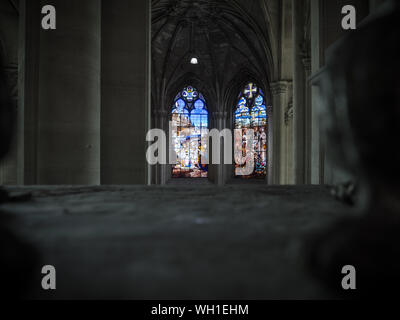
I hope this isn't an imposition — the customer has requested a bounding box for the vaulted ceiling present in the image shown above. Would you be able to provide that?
[152,0,277,112]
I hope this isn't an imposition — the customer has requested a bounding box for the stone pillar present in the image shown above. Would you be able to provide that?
[212,111,227,186]
[266,105,273,184]
[18,0,150,185]
[310,0,324,185]
[284,101,294,184]
[101,0,150,185]
[152,110,168,185]
[302,57,312,184]
[292,0,306,185]
[35,0,101,184]
[270,81,290,185]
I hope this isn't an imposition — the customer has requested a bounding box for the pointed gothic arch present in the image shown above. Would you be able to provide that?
[170,85,210,179]
[233,82,269,179]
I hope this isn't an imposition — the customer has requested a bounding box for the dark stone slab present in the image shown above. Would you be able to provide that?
[1,185,354,299]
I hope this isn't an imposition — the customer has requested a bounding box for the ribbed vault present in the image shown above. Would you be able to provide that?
[152,0,276,114]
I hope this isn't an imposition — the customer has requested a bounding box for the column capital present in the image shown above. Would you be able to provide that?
[285,101,294,125]
[270,81,291,96]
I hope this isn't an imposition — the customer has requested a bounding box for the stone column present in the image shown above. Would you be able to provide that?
[302,57,312,184]
[212,111,227,186]
[101,0,150,185]
[292,0,306,185]
[310,0,324,185]
[266,105,273,184]
[153,110,168,185]
[270,81,290,185]
[284,101,294,184]
[35,0,101,184]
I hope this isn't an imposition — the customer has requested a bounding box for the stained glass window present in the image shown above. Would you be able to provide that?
[171,86,209,178]
[234,83,268,179]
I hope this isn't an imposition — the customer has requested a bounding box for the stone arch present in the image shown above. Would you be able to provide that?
[152,73,215,185]
[223,69,272,183]
[223,68,270,115]
[165,73,215,115]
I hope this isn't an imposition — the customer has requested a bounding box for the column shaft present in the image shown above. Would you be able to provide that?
[37,0,101,184]
[271,81,289,185]
[292,0,307,184]
[100,0,150,185]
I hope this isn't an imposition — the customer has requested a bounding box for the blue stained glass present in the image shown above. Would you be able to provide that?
[194,99,205,109]
[172,98,187,113]
[182,86,198,102]
[255,95,264,106]
[235,97,251,128]
[190,100,208,128]
[235,97,248,113]
[235,82,268,179]
[251,104,267,126]
[171,86,208,179]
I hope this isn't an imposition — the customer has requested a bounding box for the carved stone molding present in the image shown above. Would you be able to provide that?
[270,81,290,96]
[285,102,294,126]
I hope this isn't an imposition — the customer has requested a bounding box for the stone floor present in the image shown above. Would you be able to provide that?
[0,185,356,299]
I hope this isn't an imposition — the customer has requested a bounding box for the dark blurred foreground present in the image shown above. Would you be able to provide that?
[307,2,400,299]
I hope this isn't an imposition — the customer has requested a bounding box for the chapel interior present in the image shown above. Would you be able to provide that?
[1,0,399,299]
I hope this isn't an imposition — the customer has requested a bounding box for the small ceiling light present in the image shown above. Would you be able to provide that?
[189,22,199,65]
